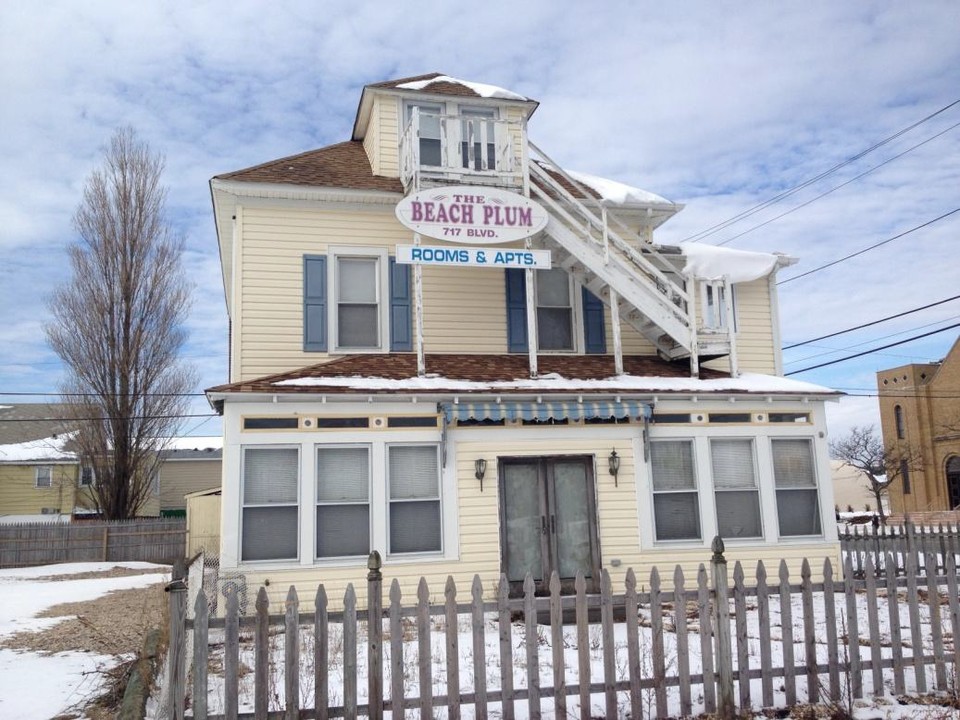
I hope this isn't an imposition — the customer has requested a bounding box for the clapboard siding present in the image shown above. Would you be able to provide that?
[0,464,78,515]
[159,459,222,512]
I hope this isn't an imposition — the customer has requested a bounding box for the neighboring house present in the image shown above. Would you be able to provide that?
[157,436,223,517]
[877,336,960,513]
[206,72,841,606]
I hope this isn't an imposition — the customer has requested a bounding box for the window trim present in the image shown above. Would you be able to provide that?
[240,445,301,564]
[534,267,583,353]
[35,466,53,489]
[328,246,390,353]
[315,444,372,561]
[386,442,443,557]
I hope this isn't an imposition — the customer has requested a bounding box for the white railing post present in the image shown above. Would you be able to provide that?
[723,277,739,377]
[414,233,425,376]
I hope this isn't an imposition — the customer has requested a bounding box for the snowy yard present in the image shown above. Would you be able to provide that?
[0,561,170,719]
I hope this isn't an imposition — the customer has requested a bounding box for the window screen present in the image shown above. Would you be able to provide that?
[711,439,762,538]
[388,445,441,554]
[316,446,370,558]
[650,440,701,541]
[772,439,821,536]
[241,447,299,561]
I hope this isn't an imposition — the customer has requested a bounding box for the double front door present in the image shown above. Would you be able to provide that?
[498,456,601,596]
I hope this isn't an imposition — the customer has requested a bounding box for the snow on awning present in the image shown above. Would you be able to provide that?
[679,242,787,283]
[441,399,651,424]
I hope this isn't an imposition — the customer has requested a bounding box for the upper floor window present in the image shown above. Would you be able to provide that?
[406,103,443,167]
[702,282,737,331]
[771,439,822,537]
[536,268,575,351]
[35,466,52,489]
[330,248,391,352]
[460,107,496,171]
[894,405,905,439]
[79,466,95,487]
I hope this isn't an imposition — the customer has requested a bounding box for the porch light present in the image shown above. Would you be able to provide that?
[608,450,621,487]
[475,458,487,492]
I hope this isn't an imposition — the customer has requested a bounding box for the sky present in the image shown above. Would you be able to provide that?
[1,1,958,441]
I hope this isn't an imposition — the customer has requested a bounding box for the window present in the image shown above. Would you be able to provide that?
[536,268,575,351]
[79,467,95,487]
[650,440,701,541]
[711,439,762,539]
[702,283,737,331]
[241,447,299,562]
[894,405,905,439]
[35,466,52,489]
[336,257,380,348]
[771,439,822,537]
[899,459,911,495]
[388,445,442,554]
[460,108,496,170]
[407,103,443,167]
[316,446,370,558]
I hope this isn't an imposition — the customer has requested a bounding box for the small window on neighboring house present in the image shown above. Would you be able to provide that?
[772,439,822,537]
[388,445,442,554]
[316,446,371,559]
[79,467,95,487]
[711,439,762,539]
[650,440,701,541]
[536,268,575,351]
[35,466,52,489]
[894,405,905,439]
[900,459,911,495]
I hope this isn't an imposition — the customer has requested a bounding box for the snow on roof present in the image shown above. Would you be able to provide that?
[394,75,528,101]
[0,433,76,463]
[163,436,223,451]
[679,242,788,283]
[565,170,673,207]
[274,371,835,396]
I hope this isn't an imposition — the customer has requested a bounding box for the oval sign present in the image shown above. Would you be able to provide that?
[395,186,549,244]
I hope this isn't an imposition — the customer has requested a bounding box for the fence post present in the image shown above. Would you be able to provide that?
[711,537,735,720]
[165,558,188,720]
[367,551,383,720]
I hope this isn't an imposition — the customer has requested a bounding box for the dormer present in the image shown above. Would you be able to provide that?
[351,73,539,191]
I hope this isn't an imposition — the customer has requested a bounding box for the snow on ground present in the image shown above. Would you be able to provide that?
[0,561,169,719]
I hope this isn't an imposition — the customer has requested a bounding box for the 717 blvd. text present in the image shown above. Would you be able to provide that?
[396,244,551,269]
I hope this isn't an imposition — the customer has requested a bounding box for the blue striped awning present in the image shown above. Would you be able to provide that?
[440,400,651,424]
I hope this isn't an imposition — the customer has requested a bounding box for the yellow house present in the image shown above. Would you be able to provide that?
[206,73,842,608]
[877,336,960,513]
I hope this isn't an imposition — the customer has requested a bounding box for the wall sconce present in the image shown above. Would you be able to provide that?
[475,458,487,492]
[608,449,620,487]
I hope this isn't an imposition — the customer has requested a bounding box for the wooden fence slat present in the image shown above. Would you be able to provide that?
[497,575,515,720]
[416,578,433,720]
[801,559,818,704]
[254,588,269,720]
[756,561,773,708]
[315,585,329,720]
[471,576,488,719]
[524,574,541,720]
[842,556,862,700]
[904,540,926,694]
[368,558,383,720]
[733,562,750,710]
[167,559,187,720]
[924,551,947,691]
[575,572,590,720]
[549,572,566,719]
[625,569,642,720]
[601,569,617,720]
[823,560,840,702]
[344,584,358,720]
[192,590,209,720]
[649,567,667,717]
[698,565,716,714]
[778,560,796,706]
[674,566,691,717]
[388,581,404,719]
[285,586,299,720]
[863,555,884,696]
[884,552,906,695]
[445,576,461,720]
[224,584,239,720]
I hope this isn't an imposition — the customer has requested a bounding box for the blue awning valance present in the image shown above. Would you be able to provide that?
[440,400,651,424]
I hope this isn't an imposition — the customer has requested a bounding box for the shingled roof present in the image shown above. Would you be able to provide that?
[213,141,403,192]
[0,404,77,446]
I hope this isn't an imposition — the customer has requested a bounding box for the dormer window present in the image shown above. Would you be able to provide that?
[406,103,443,167]
[460,108,496,171]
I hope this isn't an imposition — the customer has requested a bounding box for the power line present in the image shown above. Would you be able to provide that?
[777,207,960,285]
[783,294,960,349]
[0,413,218,423]
[785,322,960,375]
[681,98,960,243]
[0,391,207,398]
[714,120,960,247]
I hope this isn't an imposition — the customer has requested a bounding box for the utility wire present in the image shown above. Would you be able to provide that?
[783,294,960,349]
[714,120,960,247]
[0,413,219,423]
[681,98,960,243]
[0,391,207,397]
[785,322,960,375]
[778,207,960,285]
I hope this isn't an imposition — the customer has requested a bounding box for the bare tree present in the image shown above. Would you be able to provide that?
[46,128,197,520]
[829,425,919,523]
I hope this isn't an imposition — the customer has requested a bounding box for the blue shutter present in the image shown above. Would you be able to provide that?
[390,257,412,351]
[505,268,528,353]
[582,287,607,354]
[303,255,327,351]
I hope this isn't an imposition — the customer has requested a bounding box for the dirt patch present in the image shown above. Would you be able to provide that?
[32,566,169,583]
[1,578,168,656]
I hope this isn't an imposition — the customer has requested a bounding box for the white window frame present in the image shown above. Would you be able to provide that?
[649,439,702,543]
[315,444,372,560]
[240,445,301,563]
[701,282,738,332]
[770,437,823,538]
[405,101,445,168]
[35,466,53,489]
[386,443,443,556]
[328,246,390,353]
[534,267,583,353]
[459,105,499,172]
[710,438,763,540]
[79,466,95,487]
